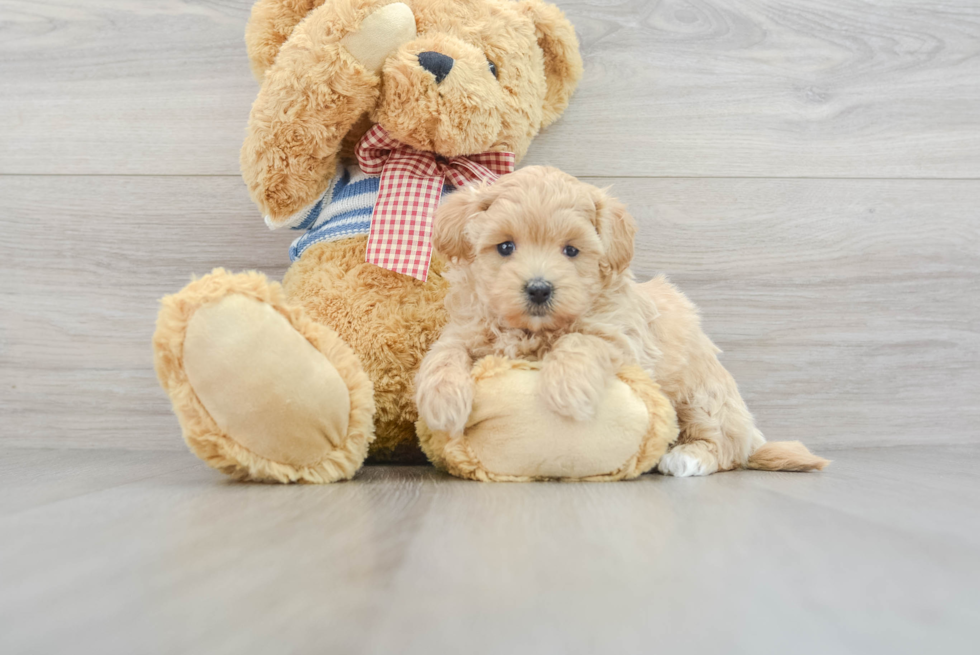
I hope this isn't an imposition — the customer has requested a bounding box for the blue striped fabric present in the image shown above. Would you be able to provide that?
[285,163,455,262]
[287,165,380,261]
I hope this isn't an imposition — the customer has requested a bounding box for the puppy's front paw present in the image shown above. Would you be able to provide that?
[417,370,474,437]
[341,3,417,73]
[539,362,604,422]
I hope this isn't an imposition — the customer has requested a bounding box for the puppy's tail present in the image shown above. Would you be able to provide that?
[746,441,830,472]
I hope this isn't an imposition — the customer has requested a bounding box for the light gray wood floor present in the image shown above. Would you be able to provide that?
[1,446,978,654]
[1,0,979,652]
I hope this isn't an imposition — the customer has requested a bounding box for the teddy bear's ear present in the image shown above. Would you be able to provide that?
[433,182,496,261]
[245,0,325,81]
[518,0,584,127]
[591,187,636,276]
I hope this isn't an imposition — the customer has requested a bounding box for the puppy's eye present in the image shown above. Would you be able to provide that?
[487,59,498,79]
[563,245,580,258]
[497,241,515,256]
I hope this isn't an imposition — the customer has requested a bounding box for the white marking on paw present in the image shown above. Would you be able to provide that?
[659,450,714,477]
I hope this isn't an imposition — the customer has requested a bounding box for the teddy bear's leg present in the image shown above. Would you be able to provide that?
[153,269,375,483]
[416,360,679,482]
[280,238,451,462]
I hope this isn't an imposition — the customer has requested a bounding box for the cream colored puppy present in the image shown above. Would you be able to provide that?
[416,166,827,476]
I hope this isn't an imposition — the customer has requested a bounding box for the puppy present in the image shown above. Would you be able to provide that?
[416,166,828,476]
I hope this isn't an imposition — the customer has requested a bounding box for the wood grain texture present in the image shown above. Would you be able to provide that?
[529,0,980,177]
[0,0,255,176]
[0,175,295,450]
[2,175,977,450]
[2,0,980,177]
[618,176,980,446]
[1,446,978,654]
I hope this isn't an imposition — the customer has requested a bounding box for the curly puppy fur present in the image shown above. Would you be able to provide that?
[417,166,829,476]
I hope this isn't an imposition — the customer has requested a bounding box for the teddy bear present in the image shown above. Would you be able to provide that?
[152,0,679,483]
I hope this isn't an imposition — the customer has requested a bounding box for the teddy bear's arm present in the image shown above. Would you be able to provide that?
[241,1,415,225]
[245,0,325,81]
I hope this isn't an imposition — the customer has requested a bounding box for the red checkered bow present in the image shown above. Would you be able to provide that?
[356,124,515,281]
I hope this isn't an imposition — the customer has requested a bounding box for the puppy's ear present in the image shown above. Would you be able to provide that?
[591,187,636,275]
[433,182,495,261]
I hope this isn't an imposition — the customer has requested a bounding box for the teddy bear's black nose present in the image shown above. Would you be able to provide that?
[418,51,454,83]
[525,278,554,306]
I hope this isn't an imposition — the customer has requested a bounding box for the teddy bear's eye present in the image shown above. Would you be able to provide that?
[563,245,579,258]
[487,58,498,79]
[497,241,515,256]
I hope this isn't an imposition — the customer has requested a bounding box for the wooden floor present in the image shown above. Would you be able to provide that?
[1,0,979,652]
[1,445,978,654]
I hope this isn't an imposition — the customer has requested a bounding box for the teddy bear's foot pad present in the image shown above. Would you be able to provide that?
[417,359,680,482]
[154,269,376,483]
[182,294,351,468]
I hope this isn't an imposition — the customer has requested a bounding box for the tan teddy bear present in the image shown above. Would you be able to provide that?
[152,0,680,483]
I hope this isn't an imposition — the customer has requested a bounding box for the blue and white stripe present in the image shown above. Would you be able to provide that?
[285,165,380,262]
[272,163,456,262]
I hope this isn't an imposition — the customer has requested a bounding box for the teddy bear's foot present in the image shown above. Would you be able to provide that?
[417,358,679,482]
[153,269,375,483]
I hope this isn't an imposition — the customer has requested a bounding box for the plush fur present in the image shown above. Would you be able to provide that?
[417,167,829,476]
[416,357,679,482]
[282,236,451,460]
[153,269,376,483]
[153,0,583,478]
[242,0,583,223]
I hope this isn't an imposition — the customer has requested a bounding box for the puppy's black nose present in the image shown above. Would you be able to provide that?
[418,51,454,83]
[525,278,553,306]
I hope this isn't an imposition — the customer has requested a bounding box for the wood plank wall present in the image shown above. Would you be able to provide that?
[2,0,978,450]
